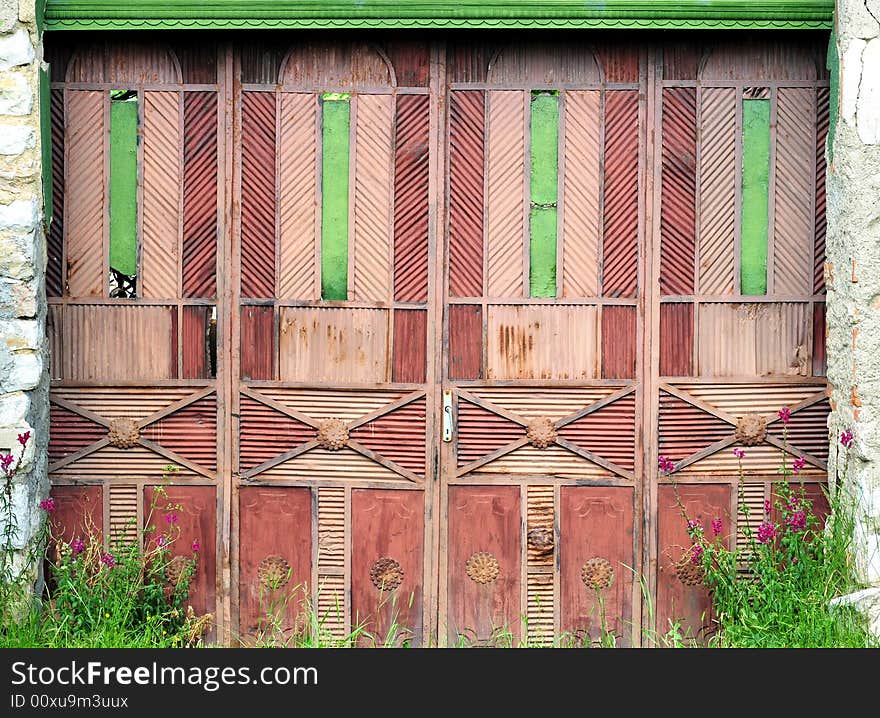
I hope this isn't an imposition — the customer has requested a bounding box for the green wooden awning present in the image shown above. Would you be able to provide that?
[43,1,834,31]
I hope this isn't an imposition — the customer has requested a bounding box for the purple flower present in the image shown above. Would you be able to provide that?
[191,539,200,553]
[792,456,806,474]
[757,521,778,544]
[764,499,772,515]
[687,519,703,535]
[690,544,704,565]
[164,513,178,525]
[711,518,723,536]
[841,429,854,449]
[778,407,791,424]
[71,538,85,556]
[39,497,56,513]
[1,454,14,471]
[156,535,168,549]
[658,455,675,474]
[17,431,30,446]
[786,509,807,532]
[733,447,746,460]
[101,553,116,568]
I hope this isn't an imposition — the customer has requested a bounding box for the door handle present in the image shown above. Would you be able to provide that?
[442,390,453,443]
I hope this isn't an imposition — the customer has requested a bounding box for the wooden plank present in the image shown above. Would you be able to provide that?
[659,303,694,376]
[240,305,274,381]
[182,305,210,379]
[448,304,482,380]
[392,309,427,383]
[602,305,637,379]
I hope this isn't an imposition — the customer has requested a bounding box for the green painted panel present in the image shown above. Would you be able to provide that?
[321,95,350,301]
[741,99,770,296]
[39,66,52,227]
[109,92,138,278]
[44,1,833,31]
[530,92,558,298]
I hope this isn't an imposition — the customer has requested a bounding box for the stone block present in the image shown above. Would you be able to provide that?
[0,28,34,70]
[0,72,31,115]
[0,123,34,154]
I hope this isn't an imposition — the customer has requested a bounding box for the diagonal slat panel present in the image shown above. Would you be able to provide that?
[394,94,430,302]
[660,88,696,295]
[814,87,829,294]
[241,91,276,298]
[65,90,104,298]
[698,88,737,295]
[774,88,814,295]
[353,94,394,302]
[278,92,319,299]
[486,90,526,298]
[449,91,485,297]
[182,91,218,298]
[47,88,64,297]
[142,91,181,299]
[602,91,639,298]
[562,90,601,297]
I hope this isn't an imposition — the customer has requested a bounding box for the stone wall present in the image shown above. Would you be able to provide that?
[0,0,48,586]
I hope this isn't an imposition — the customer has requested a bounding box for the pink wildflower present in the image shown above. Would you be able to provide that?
[757,521,777,544]
[733,447,746,460]
[39,497,55,513]
[841,429,854,449]
[17,431,30,446]
[711,518,723,536]
[191,539,200,553]
[658,455,675,474]
[101,553,115,568]
[778,407,791,424]
[792,456,806,474]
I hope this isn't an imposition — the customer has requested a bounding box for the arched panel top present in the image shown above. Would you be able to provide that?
[487,42,602,86]
[699,40,819,82]
[279,41,396,89]
[65,41,182,84]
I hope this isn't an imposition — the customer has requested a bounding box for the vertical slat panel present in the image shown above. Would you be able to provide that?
[562,90,601,297]
[815,87,829,294]
[601,306,636,380]
[486,90,526,298]
[698,88,737,295]
[241,92,277,298]
[65,90,104,297]
[353,94,394,302]
[392,309,427,383]
[181,305,209,379]
[526,485,555,646]
[142,91,181,298]
[394,94,430,302]
[660,88,696,295]
[602,90,639,297]
[240,305,274,381]
[318,487,345,640]
[448,91,485,297]
[774,88,814,295]
[659,303,694,377]
[278,92,319,299]
[182,91,218,298]
[448,304,482,380]
[48,304,62,381]
[47,88,64,297]
[813,302,827,377]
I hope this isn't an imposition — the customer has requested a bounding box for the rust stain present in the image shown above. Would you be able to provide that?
[851,385,862,407]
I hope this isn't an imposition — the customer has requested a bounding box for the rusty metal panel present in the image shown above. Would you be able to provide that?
[698,88,737,295]
[601,305,636,379]
[280,41,393,89]
[48,485,103,548]
[384,41,430,87]
[447,486,521,646]
[660,88,696,295]
[238,487,312,639]
[486,305,599,380]
[560,487,633,645]
[525,485,554,645]
[663,44,701,81]
[448,304,482,380]
[141,395,217,470]
[602,90,639,298]
[182,305,210,379]
[475,445,610,479]
[106,42,181,84]
[657,484,730,643]
[278,307,389,383]
[65,90,104,298]
[352,490,424,645]
[448,91,485,298]
[768,398,830,460]
[700,41,818,81]
[457,399,526,465]
[253,388,406,423]
[262,448,405,482]
[241,92,277,298]
[486,90,526,298]
[697,303,809,377]
[47,88,64,297]
[812,303,826,377]
[239,394,315,470]
[50,387,198,420]
[144,485,216,618]
[469,387,619,421]
[557,393,636,471]
[658,391,737,462]
[62,305,174,381]
[352,93,394,302]
[53,446,199,481]
[48,403,104,461]
[278,92,319,300]
[392,309,427,384]
[815,88,829,294]
[660,303,694,376]
[562,90,601,298]
[488,43,601,85]
[142,91,181,299]
[350,397,427,474]
[182,91,218,298]
[393,94,430,302]
[594,43,639,83]
[240,305,274,381]
[48,305,62,380]
[774,88,814,295]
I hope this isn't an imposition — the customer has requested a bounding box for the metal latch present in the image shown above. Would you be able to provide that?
[442,390,453,443]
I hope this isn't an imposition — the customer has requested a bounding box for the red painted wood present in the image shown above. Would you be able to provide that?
[447,485,520,646]
[239,395,315,470]
[351,489,424,646]
[448,304,482,380]
[49,485,103,548]
[560,486,634,645]
[350,398,426,474]
[240,305,274,380]
[384,42,430,86]
[602,306,636,379]
[663,44,701,80]
[594,44,639,82]
[660,303,694,377]
[141,395,217,470]
[238,487,312,641]
[456,399,526,465]
[48,404,105,461]
[182,305,210,379]
[558,393,636,471]
[144,485,216,618]
[392,309,427,383]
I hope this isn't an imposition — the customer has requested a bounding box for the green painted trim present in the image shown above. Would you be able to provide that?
[39,66,52,228]
[827,29,838,163]
[740,99,770,296]
[109,92,138,278]
[44,1,833,31]
[321,95,350,301]
[529,92,558,298]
